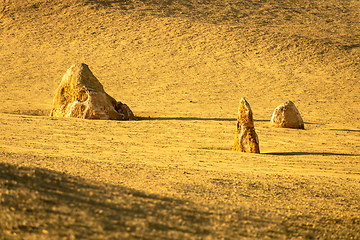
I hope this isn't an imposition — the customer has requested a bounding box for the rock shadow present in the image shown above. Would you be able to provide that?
[136,116,269,122]
[136,116,237,121]
[264,152,359,156]
[3,109,50,117]
[329,129,360,133]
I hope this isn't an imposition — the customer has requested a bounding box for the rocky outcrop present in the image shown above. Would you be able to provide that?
[233,98,260,154]
[270,101,304,129]
[50,63,134,120]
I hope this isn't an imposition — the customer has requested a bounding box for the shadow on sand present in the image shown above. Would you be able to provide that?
[0,152,357,238]
[136,116,237,121]
[3,110,320,125]
[0,161,212,239]
[329,129,360,133]
[135,116,322,125]
[136,116,270,122]
[0,158,286,239]
[264,152,359,156]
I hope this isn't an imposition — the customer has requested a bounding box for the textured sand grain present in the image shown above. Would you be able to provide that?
[1,0,359,239]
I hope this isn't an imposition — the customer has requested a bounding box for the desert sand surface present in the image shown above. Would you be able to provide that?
[1,0,360,239]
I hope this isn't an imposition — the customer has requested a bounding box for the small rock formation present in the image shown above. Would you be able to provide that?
[233,98,260,154]
[50,63,134,120]
[270,101,304,129]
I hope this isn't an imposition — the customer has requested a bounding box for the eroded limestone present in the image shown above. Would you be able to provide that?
[233,98,260,154]
[50,63,134,120]
[270,101,304,129]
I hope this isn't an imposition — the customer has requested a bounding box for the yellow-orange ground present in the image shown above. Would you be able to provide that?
[1,0,359,239]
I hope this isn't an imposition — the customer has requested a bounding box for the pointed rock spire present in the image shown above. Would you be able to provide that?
[233,98,260,153]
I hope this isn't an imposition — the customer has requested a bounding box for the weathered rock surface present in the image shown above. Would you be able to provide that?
[50,63,134,120]
[233,98,260,154]
[270,101,304,129]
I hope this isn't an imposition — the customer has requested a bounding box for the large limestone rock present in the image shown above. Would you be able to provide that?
[233,98,260,154]
[270,101,304,129]
[50,63,134,120]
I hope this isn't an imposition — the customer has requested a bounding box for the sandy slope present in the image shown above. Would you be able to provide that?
[0,0,360,239]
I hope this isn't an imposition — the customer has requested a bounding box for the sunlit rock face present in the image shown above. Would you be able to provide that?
[270,101,304,129]
[233,98,260,154]
[50,63,134,120]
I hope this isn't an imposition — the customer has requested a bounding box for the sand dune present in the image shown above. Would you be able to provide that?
[1,0,359,239]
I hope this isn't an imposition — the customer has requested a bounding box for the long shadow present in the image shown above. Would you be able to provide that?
[1,158,357,239]
[4,111,322,126]
[135,116,321,125]
[343,44,360,50]
[329,129,360,133]
[136,116,269,122]
[304,121,319,125]
[264,152,360,156]
[136,116,236,121]
[4,111,271,123]
[0,162,212,239]
[0,161,288,239]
